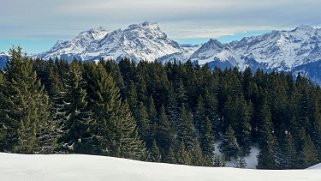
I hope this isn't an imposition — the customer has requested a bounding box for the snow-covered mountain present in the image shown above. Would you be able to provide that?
[191,25,321,70]
[1,153,320,181]
[156,44,201,63]
[190,25,321,83]
[0,52,9,68]
[35,24,321,84]
[37,22,183,63]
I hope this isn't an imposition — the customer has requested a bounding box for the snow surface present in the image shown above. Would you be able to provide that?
[307,163,321,170]
[0,153,320,181]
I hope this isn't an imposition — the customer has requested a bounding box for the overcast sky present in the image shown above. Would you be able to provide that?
[1,0,321,53]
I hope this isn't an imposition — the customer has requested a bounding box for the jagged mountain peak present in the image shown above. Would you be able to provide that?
[127,21,159,30]
[191,25,321,72]
[37,21,182,62]
[294,25,315,32]
[76,27,108,41]
[189,38,230,65]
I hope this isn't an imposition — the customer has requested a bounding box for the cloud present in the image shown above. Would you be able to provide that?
[0,0,321,40]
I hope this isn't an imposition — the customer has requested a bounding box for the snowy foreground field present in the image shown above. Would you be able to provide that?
[1,153,321,181]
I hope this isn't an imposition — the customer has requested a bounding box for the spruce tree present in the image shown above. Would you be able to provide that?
[177,104,196,150]
[155,105,173,157]
[89,63,145,159]
[257,98,277,169]
[58,61,93,153]
[219,126,240,160]
[149,140,161,162]
[0,48,54,153]
[176,142,192,165]
[280,132,297,169]
[166,146,176,164]
[299,134,318,168]
[190,141,205,166]
[201,117,215,165]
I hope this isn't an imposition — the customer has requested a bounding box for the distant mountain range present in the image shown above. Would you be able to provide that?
[2,22,321,84]
[36,22,187,63]
[187,25,321,84]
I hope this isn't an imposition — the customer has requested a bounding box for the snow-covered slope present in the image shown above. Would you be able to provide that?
[37,22,183,63]
[191,25,321,71]
[308,163,321,170]
[0,153,320,181]
[157,44,201,63]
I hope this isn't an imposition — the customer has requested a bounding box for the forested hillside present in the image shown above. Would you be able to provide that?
[0,48,320,169]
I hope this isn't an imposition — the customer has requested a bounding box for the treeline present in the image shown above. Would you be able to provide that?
[0,48,320,169]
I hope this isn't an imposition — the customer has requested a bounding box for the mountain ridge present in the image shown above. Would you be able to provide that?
[15,23,321,84]
[37,21,184,63]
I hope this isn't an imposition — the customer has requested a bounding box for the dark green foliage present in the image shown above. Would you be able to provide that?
[0,48,55,153]
[1,50,321,169]
[200,117,215,165]
[85,63,145,159]
[176,142,192,165]
[58,61,93,153]
[279,132,297,169]
[177,104,196,150]
[149,140,161,162]
[219,126,240,161]
[165,146,176,164]
[257,98,277,169]
[155,105,174,159]
[298,134,319,168]
[190,141,205,166]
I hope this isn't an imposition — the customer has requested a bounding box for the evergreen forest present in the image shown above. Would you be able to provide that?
[0,48,321,169]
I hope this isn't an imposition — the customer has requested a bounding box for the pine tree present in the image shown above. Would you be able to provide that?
[257,98,277,169]
[176,142,192,165]
[148,96,158,147]
[149,140,161,162]
[166,146,176,164]
[279,131,297,169]
[136,102,151,148]
[127,81,139,118]
[299,134,318,168]
[155,105,173,157]
[194,96,206,131]
[310,99,321,160]
[201,117,215,165]
[219,126,240,160]
[190,141,205,166]
[176,79,186,106]
[89,63,145,159]
[177,104,195,150]
[0,48,54,153]
[58,61,93,153]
